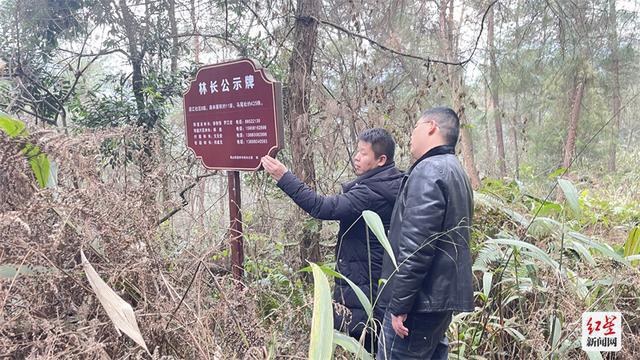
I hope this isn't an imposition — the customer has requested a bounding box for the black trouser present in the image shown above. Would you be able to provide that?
[377,309,452,359]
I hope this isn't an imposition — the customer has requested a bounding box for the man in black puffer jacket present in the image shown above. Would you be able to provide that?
[261,128,403,352]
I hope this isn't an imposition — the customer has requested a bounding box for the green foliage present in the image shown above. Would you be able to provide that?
[549,315,562,352]
[23,143,51,188]
[480,178,523,203]
[333,330,373,360]
[362,210,397,269]
[0,113,26,136]
[624,226,640,264]
[69,79,139,128]
[308,263,334,360]
[482,271,493,299]
[19,0,86,53]
[566,231,627,266]
[69,69,187,129]
[0,0,638,357]
[0,112,51,188]
[557,178,581,216]
[305,263,376,359]
[245,255,304,322]
[316,265,372,319]
[487,238,559,270]
[0,264,54,278]
[580,188,640,226]
[466,180,638,357]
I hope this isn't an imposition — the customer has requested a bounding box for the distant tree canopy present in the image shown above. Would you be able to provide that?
[0,0,637,177]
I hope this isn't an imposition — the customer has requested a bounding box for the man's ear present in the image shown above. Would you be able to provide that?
[377,154,387,167]
[428,121,438,135]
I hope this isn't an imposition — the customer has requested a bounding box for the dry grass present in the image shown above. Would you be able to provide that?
[2,127,639,359]
[0,128,310,359]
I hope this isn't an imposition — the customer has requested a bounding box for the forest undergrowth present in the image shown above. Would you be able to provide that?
[1,126,639,359]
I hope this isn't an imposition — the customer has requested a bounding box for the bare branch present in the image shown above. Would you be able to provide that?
[312,0,499,67]
[156,172,218,226]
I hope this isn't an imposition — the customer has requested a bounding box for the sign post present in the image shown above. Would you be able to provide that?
[183,58,283,279]
[228,171,243,279]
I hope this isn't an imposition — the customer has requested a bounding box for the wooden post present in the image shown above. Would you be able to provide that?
[228,171,244,279]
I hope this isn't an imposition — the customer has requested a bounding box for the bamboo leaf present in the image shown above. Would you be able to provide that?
[81,250,149,353]
[0,112,27,137]
[0,113,50,188]
[362,210,397,270]
[626,255,640,262]
[482,271,493,298]
[623,226,640,259]
[585,351,603,360]
[24,144,50,188]
[567,231,628,266]
[333,330,374,360]
[503,327,526,342]
[308,262,334,360]
[487,238,559,270]
[549,315,561,350]
[557,337,579,354]
[528,217,562,238]
[566,241,596,266]
[566,270,590,300]
[557,178,581,215]
[318,265,372,319]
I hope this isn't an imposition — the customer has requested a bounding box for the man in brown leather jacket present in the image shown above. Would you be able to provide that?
[377,107,474,359]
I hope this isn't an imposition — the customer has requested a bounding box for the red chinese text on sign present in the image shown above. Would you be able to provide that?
[183,58,284,170]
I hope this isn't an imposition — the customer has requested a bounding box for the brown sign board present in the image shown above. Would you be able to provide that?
[183,58,284,170]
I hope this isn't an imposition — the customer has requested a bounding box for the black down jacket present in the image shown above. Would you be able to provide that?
[277,162,403,339]
[378,145,475,315]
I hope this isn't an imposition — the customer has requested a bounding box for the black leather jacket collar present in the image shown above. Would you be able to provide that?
[409,145,456,174]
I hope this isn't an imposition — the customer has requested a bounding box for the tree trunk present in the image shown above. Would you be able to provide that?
[190,0,200,63]
[168,0,178,73]
[438,0,481,189]
[119,0,157,175]
[562,80,585,170]
[511,120,519,179]
[288,0,321,265]
[511,96,520,179]
[608,0,621,172]
[455,87,481,190]
[488,6,506,177]
[483,84,494,177]
[157,0,179,205]
[119,0,147,128]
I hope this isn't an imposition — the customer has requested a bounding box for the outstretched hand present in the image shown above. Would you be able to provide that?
[261,155,288,181]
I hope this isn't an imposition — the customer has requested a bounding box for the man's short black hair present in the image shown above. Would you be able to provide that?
[358,128,395,164]
[420,107,460,145]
